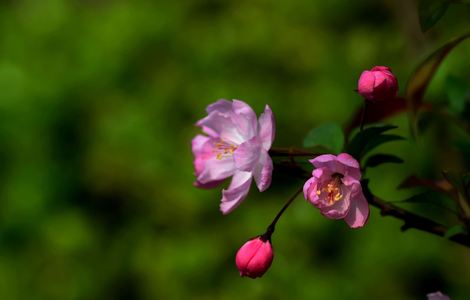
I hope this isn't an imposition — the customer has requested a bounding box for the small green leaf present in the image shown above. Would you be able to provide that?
[361,134,405,156]
[445,224,467,238]
[419,0,450,32]
[446,75,469,114]
[303,123,344,154]
[365,154,404,168]
[346,125,404,160]
[405,32,470,134]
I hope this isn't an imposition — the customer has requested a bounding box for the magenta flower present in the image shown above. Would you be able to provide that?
[303,153,369,228]
[357,66,398,101]
[192,99,275,214]
[235,236,274,278]
[427,291,451,300]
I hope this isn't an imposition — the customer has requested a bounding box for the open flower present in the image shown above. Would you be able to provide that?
[303,153,369,228]
[235,236,274,278]
[192,99,275,214]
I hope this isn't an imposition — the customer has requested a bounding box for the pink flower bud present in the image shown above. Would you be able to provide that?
[235,236,273,278]
[357,66,398,101]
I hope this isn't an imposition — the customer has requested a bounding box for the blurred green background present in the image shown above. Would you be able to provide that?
[0,0,470,299]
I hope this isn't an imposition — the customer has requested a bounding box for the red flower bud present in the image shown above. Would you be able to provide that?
[357,66,398,101]
[235,236,273,278]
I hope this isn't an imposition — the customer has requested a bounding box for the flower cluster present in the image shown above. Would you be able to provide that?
[191,66,398,278]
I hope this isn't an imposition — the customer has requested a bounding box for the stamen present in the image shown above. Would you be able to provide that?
[214,141,238,160]
[318,177,343,205]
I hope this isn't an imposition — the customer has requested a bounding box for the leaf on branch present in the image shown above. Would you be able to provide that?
[445,224,467,239]
[364,154,404,168]
[419,0,450,32]
[346,125,404,160]
[303,122,344,154]
[405,32,470,134]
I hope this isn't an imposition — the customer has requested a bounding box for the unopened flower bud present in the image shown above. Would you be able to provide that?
[235,236,273,278]
[357,66,398,101]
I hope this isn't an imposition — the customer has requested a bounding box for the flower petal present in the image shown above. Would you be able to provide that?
[220,171,253,214]
[197,155,236,184]
[231,100,258,141]
[258,105,275,150]
[253,150,273,192]
[233,137,262,172]
[192,135,211,176]
[206,99,232,114]
[344,186,370,228]
[311,153,361,180]
[196,111,245,145]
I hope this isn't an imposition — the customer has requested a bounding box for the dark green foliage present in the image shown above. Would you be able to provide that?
[303,122,344,154]
[346,125,404,160]
[364,154,404,168]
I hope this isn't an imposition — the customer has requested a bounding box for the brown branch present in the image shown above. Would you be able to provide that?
[365,189,470,248]
[269,147,322,157]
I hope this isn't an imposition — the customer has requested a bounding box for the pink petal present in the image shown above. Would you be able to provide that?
[258,105,275,150]
[196,112,245,145]
[253,150,273,192]
[344,185,370,228]
[311,153,361,180]
[357,71,375,99]
[233,137,262,172]
[206,99,232,114]
[337,153,361,180]
[220,171,253,214]
[192,135,211,175]
[231,100,258,141]
[197,155,236,184]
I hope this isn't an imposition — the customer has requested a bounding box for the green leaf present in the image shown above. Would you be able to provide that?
[419,0,450,32]
[303,123,344,154]
[405,32,470,134]
[445,224,467,238]
[346,125,404,160]
[361,134,405,156]
[446,75,469,114]
[364,154,404,168]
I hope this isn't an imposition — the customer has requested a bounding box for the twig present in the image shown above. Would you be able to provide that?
[272,160,470,248]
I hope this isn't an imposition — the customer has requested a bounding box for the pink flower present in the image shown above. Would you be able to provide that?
[303,153,369,228]
[427,291,451,300]
[357,66,398,101]
[235,236,274,278]
[192,99,275,214]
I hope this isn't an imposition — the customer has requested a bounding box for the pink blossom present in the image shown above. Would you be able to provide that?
[303,153,369,228]
[358,66,398,101]
[192,99,275,214]
[235,236,273,278]
[427,291,451,300]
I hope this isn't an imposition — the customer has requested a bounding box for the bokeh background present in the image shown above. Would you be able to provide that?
[0,0,469,299]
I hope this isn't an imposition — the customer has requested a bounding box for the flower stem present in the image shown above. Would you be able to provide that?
[263,186,304,239]
[359,100,368,131]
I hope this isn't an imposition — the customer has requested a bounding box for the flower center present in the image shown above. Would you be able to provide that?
[316,174,343,205]
[214,141,238,160]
